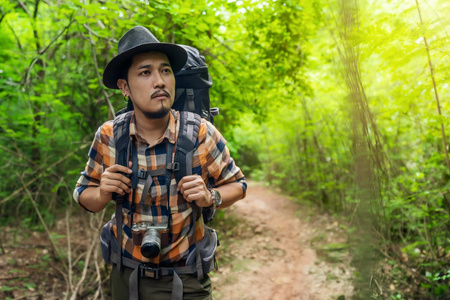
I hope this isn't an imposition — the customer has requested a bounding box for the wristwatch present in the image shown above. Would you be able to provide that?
[210,189,222,209]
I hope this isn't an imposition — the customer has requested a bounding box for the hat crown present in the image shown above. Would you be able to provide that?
[118,26,160,55]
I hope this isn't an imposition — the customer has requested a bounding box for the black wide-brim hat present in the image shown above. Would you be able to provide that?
[103,26,188,89]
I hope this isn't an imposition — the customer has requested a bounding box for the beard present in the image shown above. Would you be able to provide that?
[142,105,170,119]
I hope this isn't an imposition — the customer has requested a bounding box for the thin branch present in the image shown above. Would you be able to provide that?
[415,0,450,174]
[82,23,115,119]
[5,20,24,51]
[162,13,173,35]
[66,207,74,296]
[422,206,437,261]
[372,277,383,296]
[69,211,105,300]
[49,259,70,290]
[0,274,30,280]
[22,17,75,86]
[82,23,115,42]
[0,10,5,24]
[212,36,243,57]
[33,0,40,19]
[0,142,90,205]
[19,176,60,257]
[70,242,96,300]
[377,247,432,284]
[93,240,104,300]
[17,0,32,17]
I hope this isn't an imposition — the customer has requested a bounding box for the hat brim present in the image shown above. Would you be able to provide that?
[103,43,188,89]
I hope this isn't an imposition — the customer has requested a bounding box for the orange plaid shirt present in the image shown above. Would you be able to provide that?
[73,110,246,265]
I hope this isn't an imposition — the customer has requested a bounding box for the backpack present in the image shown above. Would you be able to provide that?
[173,44,218,122]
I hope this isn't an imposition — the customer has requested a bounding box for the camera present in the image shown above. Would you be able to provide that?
[131,222,168,258]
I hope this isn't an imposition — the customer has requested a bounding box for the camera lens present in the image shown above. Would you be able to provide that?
[141,228,161,258]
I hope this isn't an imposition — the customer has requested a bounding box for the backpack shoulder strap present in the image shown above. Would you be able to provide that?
[112,111,137,274]
[113,111,133,167]
[174,111,213,281]
[174,110,216,223]
[174,111,202,181]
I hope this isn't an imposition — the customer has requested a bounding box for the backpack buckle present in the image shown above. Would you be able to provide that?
[167,162,179,171]
[186,89,194,100]
[138,169,148,179]
[140,265,162,280]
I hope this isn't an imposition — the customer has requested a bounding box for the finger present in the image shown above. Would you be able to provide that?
[179,181,203,196]
[178,175,202,191]
[106,164,132,174]
[180,185,196,197]
[184,191,204,203]
[102,179,131,195]
[101,181,131,195]
[103,172,131,187]
[177,175,198,189]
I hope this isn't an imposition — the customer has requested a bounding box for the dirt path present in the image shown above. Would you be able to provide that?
[211,181,354,300]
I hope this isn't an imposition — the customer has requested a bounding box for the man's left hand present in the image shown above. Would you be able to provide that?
[177,175,212,207]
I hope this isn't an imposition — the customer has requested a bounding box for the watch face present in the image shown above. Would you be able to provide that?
[213,190,222,208]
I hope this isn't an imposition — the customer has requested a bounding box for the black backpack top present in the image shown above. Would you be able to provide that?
[173,45,218,123]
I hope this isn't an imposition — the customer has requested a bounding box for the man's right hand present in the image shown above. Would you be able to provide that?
[98,163,133,204]
[78,163,133,213]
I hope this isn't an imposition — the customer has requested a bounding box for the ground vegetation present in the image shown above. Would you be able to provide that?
[0,0,449,299]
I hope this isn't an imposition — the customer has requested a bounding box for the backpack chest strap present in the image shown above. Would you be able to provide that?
[137,163,179,179]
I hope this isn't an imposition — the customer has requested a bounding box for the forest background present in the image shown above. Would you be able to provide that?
[0,0,449,299]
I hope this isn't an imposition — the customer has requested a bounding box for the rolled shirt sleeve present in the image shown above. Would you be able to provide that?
[197,119,247,196]
[73,121,115,210]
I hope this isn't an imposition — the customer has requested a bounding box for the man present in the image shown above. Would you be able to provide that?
[73,26,246,300]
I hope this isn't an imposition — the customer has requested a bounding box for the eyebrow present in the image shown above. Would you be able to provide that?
[137,62,171,70]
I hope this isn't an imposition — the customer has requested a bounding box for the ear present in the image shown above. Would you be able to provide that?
[117,79,129,97]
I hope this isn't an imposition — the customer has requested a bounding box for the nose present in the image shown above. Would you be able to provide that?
[153,72,165,89]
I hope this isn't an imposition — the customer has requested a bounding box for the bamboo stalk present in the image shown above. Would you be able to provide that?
[415,0,450,174]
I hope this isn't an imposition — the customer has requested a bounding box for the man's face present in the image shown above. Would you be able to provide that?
[119,51,175,119]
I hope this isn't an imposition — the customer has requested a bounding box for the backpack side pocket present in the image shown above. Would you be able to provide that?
[100,220,114,264]
[186,225,219,274]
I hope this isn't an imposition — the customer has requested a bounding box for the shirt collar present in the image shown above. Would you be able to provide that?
[129,110,177,145]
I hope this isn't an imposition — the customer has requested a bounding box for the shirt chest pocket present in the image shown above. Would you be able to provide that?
[137,174,191,215]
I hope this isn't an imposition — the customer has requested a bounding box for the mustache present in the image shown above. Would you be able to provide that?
[151,90,170,99]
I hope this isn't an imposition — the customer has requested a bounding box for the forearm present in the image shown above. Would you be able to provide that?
[215,182,245,209]
[78,187,110,213]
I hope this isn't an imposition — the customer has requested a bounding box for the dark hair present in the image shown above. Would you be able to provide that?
[118,59,134,112]
[119,59,133,81]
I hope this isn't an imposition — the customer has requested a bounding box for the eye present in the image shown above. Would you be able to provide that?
[140,70,150,75]
[162,68,172,74]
